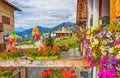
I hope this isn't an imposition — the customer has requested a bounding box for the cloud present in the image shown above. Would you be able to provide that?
[8,0,77,28]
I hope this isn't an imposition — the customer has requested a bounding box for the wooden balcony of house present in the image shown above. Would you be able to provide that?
[0,23,3,32]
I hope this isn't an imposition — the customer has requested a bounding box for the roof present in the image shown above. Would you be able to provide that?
[2,0,21,11]
[55,26,72,33]
[55,31,72,33]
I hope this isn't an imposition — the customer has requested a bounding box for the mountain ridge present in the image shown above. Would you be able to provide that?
[16,22,76,36]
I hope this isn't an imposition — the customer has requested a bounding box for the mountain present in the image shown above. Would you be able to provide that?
[15,27,25,33]
[16,22,75,36]
[51,22,76,31]
[16,26,50,36]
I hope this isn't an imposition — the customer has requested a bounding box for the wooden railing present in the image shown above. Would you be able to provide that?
[11,71,20,78]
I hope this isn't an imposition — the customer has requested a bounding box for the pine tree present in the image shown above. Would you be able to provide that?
[45,32,54,47]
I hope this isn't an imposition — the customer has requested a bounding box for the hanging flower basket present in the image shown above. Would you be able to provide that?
[86,23,120,77]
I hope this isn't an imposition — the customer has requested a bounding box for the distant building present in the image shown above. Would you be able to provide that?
[55,26,72,38]
[0,0,21,51]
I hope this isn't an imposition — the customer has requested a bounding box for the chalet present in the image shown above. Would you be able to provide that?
[55,26,72,38]
[76,0,120,78]
[0,0,21,52]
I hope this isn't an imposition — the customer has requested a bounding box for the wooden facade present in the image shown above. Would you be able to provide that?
[56,33,70,38]
[76,0,87,29]
[0,0,21,51]
[0,23,3,32]
[110,0,120,23]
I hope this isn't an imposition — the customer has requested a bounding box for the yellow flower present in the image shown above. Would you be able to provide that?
[102,41,107,45]
[101,51,107,55]
[116,54,120,59]
[100,46,105,51]
[89,46,92,50]
[94,39,99,44]
[91,43,95,47]
[86,35,90,39]
[109,47,114,53]
[115,45,120,48]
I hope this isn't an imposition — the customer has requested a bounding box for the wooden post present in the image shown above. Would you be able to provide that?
[99,0,103,24]
[20,67,28,78]
[93,67,97,78]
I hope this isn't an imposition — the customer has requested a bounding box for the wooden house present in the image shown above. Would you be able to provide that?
[0,0,21,52]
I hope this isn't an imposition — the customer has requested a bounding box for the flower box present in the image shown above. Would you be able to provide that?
[27,56,60,60]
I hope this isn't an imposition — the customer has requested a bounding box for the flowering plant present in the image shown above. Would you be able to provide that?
[0,67,17,78]
[86,23,120,78]
[40,68,76,78]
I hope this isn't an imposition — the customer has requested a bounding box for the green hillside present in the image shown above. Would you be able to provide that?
[54,34,78,49]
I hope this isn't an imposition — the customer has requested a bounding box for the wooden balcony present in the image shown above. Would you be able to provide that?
[0,23,3,32]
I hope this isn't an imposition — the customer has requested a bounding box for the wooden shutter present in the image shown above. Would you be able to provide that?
[0,23,3,32]
[2,16,10,25]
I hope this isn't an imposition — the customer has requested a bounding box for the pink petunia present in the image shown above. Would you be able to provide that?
[85,39,90,44]
[114,40,120,46]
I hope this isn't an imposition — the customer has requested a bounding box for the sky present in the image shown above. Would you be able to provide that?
[8,0,77,29]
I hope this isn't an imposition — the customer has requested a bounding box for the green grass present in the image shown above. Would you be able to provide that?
[54,34,78,49]
[17,40,35,45]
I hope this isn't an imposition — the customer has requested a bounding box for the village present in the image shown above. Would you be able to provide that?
[0,0,120,78]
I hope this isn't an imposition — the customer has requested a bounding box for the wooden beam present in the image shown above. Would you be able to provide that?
[99,0,102,20]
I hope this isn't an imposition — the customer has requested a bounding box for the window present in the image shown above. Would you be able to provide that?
[2,16,10,25]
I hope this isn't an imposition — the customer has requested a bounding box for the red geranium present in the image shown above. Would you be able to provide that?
[36,47,39,51]
[6,68,10,71]
[53,45,60,51]
[70,69,75,73]
[62,70,68,75]
[11,46,18,51]
[24,49,28,53]
[47,69,54,75]
[42,51,47,56]
[13,67,17,71]
[41,71,48,77]
[48,46,52,49]
[3,50,8,54]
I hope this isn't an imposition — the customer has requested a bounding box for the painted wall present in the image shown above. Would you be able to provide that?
[102,0,110,17]
[87,0,93,28]
[0,1,14,44]
[93,0,99,26]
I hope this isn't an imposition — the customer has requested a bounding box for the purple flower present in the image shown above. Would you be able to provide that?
[106,32,112,37]
[117,16,120,19]
[118,20,120,24]
[109,56,117,65]
[88,53,92,57]
[116,66,120,71]
[105,46,110,51]
[98,32,104,38]
[85,39,90,44]
[107,64,113,68]
[107,41,111,44]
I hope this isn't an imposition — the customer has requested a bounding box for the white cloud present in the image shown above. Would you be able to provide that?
[9,0,77,28]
